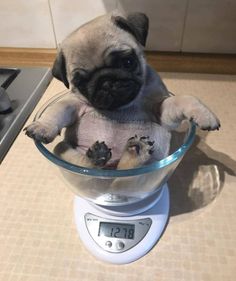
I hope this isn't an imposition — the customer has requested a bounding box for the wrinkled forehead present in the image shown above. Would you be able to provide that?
[62,17,140,72]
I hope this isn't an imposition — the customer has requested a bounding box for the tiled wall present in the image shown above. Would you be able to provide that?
[49,0,116,45]
[0,0,55,48]
[116,0,188,51]
[0,0,235,53]
[182,0,236,54]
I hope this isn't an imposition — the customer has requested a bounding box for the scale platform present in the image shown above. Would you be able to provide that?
[74,184,169,264]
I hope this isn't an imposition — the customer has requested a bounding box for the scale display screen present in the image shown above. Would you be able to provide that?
[98,222,135,240]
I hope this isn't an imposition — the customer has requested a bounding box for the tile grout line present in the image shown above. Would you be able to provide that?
[47,0,58,50]
[180,0,190,52]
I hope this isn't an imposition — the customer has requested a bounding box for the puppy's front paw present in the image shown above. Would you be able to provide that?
[86,141,112,167]
[187,103,220,131]
[160,96,220,131]
[24,121,59,144]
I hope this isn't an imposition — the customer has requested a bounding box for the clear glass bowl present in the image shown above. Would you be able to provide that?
[34,91,196,206]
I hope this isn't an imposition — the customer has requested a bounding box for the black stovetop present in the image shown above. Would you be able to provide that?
[0,67,52,162]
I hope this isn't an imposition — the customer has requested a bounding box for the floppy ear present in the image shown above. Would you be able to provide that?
[52,51,69,89]
[112,12,149,46]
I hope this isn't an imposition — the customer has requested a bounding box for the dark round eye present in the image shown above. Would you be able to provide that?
[121,56,137,70]
[72,69,89,88]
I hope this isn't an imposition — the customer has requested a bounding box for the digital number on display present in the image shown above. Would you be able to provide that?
[98,222,135,240]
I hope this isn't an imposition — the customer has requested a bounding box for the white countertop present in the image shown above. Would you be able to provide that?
[1,73,236,281]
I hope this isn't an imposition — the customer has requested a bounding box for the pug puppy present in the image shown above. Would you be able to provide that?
[25,11,220,170]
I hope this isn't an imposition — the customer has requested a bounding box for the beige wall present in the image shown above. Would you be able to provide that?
[0,0,235,53]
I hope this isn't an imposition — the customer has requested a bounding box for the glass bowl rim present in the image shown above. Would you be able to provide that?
[34,90,196,178]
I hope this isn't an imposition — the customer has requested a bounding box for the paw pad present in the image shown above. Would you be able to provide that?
[127,135,155,156]
[86,141,112,167]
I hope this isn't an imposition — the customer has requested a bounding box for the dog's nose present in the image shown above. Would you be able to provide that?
[101,80,112,90]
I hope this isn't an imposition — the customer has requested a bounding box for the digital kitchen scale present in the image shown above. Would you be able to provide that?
[74,184,169,264]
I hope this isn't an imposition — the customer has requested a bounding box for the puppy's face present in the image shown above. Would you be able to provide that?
[71,47,143,110]
[52,12,149,110]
